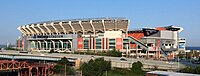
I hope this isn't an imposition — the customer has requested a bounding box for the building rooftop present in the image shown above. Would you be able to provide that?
[147,71,199,76]
[28,17,127,25]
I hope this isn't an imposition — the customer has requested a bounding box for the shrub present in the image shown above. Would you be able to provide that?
[180,66,193,73]
[81,58,111,76]
[131,61,144,75]
[53,57,75,75]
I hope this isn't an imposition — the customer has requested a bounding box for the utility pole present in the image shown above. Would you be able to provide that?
[178,56,179,70]
[81,70,82,76]
[106,70,107,76]
[65,64,66,76]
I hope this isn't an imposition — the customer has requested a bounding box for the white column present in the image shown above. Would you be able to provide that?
[69,21,75,34]
[102,20,106,50]
[31,24,40,35]
[43,23,51,34]
[38,41,41,50]
[68,40,72,51]
[51,22,59,34]
[91,38,93,49]
[59,40,63,51]
[44,40,47,50]
[79,21,85,35]
[32,41,35,50]
[102,20,106,31]
[37,24,46,35]
[17,27,27,35]
[126,20,130,37]
[59,22,67,34]
[90,20,96,36]
[22,26,31,35]
[104,38,107,50]
[136,44,138,58]
[51,40,55,50]
[26,25,35,35]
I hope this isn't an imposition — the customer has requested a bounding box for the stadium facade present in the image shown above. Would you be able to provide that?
[17,17,185,59]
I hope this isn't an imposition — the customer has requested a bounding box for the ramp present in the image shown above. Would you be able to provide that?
[160,48,168,58]
[128,36,148,51]
[128,36,168,58]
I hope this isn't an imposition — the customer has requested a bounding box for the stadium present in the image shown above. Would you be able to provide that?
[17,17,185,59]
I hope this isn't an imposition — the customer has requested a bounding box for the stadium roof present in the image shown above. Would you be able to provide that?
[18,17,129,35]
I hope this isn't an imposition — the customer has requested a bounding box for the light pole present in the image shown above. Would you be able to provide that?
[178,56,179,70]
[65,64,66,76]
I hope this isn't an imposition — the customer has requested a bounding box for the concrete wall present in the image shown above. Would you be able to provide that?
[104,31,122,38]
[72,34,78,52]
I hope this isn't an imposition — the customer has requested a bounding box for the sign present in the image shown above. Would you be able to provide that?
[78,38,84,49]
[116,38,122,50]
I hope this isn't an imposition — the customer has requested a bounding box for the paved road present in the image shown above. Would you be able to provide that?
[0,50,186,69]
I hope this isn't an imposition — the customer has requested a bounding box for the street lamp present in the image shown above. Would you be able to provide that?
[178,56,180,70]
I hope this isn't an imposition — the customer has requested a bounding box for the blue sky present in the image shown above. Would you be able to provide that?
[0,0,199,46]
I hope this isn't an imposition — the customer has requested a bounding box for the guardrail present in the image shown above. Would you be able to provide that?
[0,53,76,62]
[111,61,179,71]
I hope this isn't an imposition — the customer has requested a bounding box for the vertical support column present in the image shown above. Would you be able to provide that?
[29,67,32,76]
[146,44,149,59]
[126,44,129,57]
[102,38,104,50]
[36,67,39,76]
[66,41,68,50]
[44,40,47,50]
[90,20,96,36]
[22,37,24,51]
[49,41,51,50]
[17,38,20,50]
[18,69,20,76]
[93,37,96,50]
[38,41,41,50]
[57,41,59,50]
[106,38,109,50]
[42,41,44,50]
[44,67,47,76]
[59,40,63,51]
[136,44,138,58]
[68,40,72,51]
[91,37,93,50]
[158,39,161,59]
[51,40,55,50]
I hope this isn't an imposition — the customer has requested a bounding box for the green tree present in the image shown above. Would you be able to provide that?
[5,47,17,50]
[53,65,64,74]
[58,57,69,65]
[107,49,122,57]
[194,66,200,74]
[180,66,193,73]
[81,57,111,76]
[131,61,144,75]
[53,57,75,75]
